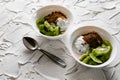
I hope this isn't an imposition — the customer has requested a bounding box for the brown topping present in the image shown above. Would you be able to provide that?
[82,32,103,48]
[44,11,67,24]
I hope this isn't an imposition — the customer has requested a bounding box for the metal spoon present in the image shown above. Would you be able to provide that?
[23,37,66,68]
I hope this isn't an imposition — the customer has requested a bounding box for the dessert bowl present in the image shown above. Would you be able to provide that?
[66,26,117,68]
[33,5,73,40]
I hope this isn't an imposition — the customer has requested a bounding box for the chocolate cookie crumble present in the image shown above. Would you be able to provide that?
[82,32,103,48]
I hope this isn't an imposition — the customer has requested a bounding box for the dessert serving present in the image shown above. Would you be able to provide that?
[66,26,117,68]
[34,5,73,39]
[36,11,68,36]
[74,32,112,65]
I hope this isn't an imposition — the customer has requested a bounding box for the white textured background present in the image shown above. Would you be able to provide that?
[0,0,120,80]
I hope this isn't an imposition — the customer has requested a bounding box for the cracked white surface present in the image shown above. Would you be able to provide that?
[0,54,19,78]
[0,0,120,80]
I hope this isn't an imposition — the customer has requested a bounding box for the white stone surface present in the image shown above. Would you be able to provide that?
[0,0,120,80]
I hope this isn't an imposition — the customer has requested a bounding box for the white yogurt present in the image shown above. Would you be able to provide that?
[57,18,68,31]
[74,36,89,53]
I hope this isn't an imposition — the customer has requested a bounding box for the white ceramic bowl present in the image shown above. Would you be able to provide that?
[33,5,73,40]
[66,26,117,68]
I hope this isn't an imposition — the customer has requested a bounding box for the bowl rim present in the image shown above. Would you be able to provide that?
[67,25,117,68]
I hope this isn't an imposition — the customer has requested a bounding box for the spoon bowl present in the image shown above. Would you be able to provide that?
[23,37,39,51]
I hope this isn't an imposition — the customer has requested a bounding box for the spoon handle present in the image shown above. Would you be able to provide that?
[39,49,67,68]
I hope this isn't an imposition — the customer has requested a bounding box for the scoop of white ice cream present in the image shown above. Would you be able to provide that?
[74,36,89,53]
[57,18,68,31]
